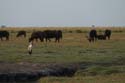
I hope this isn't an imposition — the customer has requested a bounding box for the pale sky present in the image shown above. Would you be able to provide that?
[0,0,125,27]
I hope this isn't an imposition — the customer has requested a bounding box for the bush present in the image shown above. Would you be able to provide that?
[68,30,73,33]
[75,30,83,33]
[113,30,123,33]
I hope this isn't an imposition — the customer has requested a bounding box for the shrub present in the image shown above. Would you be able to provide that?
[75,30,83,33]
[68,30,73,33]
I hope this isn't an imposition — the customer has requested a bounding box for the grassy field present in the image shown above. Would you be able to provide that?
[0,27,125,83]
[38,73,125,83]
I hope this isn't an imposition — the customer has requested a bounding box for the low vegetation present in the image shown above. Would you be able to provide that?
[39,73,125,83]
[0,27,125,83]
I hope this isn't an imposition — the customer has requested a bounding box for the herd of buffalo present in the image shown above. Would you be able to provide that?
[87,29,111,42]
[0,29,111,43]
[29,30,62,43]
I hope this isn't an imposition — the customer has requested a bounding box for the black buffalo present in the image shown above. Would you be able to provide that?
[43,30,62,43]
[0,30,9,41]
[96,34,106,40]
[29,30,62,43]
[88,29,97,42]
[104,29,111,40]
[29,31,44,42]
[16,31,26,37]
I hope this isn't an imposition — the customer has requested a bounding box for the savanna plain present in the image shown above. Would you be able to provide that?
[0,27,125,83]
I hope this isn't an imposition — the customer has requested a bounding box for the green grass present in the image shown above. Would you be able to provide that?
[0,29,125,66]
[76,66,125,76]
[0,28,125,82]
[0,37,124,64]
[38,73,125,83]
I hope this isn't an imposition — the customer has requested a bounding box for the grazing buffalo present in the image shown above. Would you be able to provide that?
[16,31,26,38]
[29,31,44,42]
[0,30,9,41]
[88,29,97,42]
[96,34,106,40]
[104,29,111,40]
[43,30,62,43]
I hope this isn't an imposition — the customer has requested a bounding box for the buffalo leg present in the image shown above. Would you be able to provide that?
[108,36,110,40]
[6,36,9,40]
[55,38,59,43]
[48,39,51,42]
[24,34,26,38]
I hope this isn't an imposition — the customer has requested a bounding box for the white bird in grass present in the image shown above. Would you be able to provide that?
[28,41,33,55]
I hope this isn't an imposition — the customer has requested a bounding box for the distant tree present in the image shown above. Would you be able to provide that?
[1,25,6,28]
